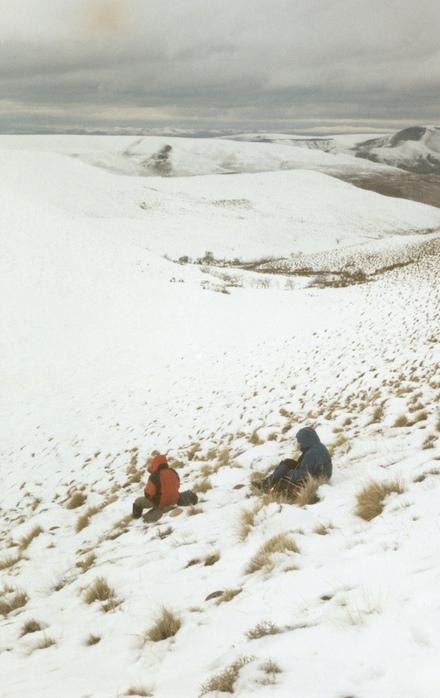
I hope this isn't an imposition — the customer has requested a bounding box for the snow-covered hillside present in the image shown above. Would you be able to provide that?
[230,125,440,176]
[1,136,440,698]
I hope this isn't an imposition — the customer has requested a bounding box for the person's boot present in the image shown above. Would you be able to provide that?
[132,502,143,519]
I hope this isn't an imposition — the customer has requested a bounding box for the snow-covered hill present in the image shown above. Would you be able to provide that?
[230,125,440,176]
[352,126,440,175]
[1,136,440,698]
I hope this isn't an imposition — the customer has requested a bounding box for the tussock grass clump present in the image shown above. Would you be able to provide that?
[156,525,173,540]
[204,551,220,566]
[331,433,349,451]
[192,477,212,494]
[34,634,56,650]
[200,655,255,696]
[414,467,440,483]
[125,685,152,696]
[86,633,101,646]
[18,524,43,551]
[354,479,406,521]
[0,589,28,616]
[217,448,231,466]
[236,502,264,542]
[371,405,384,422]
[75,505,102,533]
[200,463,215,477]
[246,533,299,574]
[313,522,335,535]
[259,659,282,685]
[51,572,76,592]
[422,433,437,450]
[215,588,242,606]
[187,442,201,461]
[249,429,263,445]
[245,620,281,640]
[107,514,133,540]
[76,552,96,571]
[296,475,330,507]
[66,491,87,509]
[145,606,181,642]
[0,552,22,570]
[20,618,43,636]
[394,414,409,427]
[83,577,117,610]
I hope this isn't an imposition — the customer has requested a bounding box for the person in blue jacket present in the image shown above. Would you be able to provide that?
[258,427,332,495]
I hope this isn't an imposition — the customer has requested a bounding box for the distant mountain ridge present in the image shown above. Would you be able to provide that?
[229,126,440,176]
[353,125,440,174]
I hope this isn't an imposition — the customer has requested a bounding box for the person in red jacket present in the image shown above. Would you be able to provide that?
[132,454,180,519]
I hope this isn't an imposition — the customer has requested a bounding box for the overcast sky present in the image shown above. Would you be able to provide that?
[1,0,439,134]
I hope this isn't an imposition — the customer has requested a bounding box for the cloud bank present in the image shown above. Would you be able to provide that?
[1,0,439,133]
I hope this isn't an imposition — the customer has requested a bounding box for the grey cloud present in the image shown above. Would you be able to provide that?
[0,0,439,133]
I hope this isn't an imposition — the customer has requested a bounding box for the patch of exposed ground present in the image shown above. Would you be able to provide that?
[335,171,440,210]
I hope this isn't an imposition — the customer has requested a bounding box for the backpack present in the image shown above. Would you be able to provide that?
[177,490,198,506]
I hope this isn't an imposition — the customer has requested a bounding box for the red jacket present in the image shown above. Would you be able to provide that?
[144,454,180,508]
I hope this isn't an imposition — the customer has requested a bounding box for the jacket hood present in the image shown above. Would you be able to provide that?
[296,427,320,449]
[148,454,168,473]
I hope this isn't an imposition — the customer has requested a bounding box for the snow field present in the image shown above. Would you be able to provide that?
[0,136,440,697]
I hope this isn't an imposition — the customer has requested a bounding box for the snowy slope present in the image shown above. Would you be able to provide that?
[352,126,440,174]
[229,126,440,175]
[1,136,440,698]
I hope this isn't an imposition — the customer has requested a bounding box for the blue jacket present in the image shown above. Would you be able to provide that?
[271,428,332,486]
[289,428,332,484]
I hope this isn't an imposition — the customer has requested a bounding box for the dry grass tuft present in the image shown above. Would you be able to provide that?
[422,433,437,450]
[0,552,22,570]
[313,522,335,535]
[65,491,87,509]
[204,551,220,566]
[249,429,263,445]
[86,633,101,646]
[331,433,348,450]
[75,505,102,533]
[259,658,282,685]
[245,620,281,640]
[370,404,384,423]
[0,589,28,616]
[414,467,440,483]
[200,655,255,695]
[296,475,330,507]
[76,552,96,571]
[216,448,231,466]
[125,686,152,697]
[215,588,242,606]
[20,618,43,636]
[107,514,133,540]
[145,606,181,642]
[156,525,173,540]
[354,479,406,521]
[236,501,264,542]
[394,414,409,427]
[187,442,201,461]
[34,634,56,650]
[246,532,299,574]
[344,586,384,625]
[18,524,43,551]
[83,577,117,609]
[192,477,212,494]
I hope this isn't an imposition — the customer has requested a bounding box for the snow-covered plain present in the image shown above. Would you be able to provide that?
[1,135,440,698]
